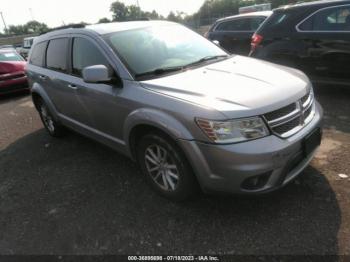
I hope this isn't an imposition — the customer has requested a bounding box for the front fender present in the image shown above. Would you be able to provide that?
[124,108,194,154]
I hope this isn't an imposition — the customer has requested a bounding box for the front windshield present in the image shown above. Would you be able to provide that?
[104,24,227,76]
[0,51,24,62]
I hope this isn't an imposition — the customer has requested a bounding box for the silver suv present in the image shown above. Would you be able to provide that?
[26,21,323,201]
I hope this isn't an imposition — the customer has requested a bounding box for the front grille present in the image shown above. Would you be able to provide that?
[0,73,26,81]
[272,116,301,135]
[263,90,315,138]
[264,103,296,122]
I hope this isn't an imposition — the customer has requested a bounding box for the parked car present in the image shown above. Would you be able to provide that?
[206,11,272,55]
[26,21,322,201]
[0,45,15,50]
[0,48,28,95]
[20,37,36,59]
[250,0,350,86]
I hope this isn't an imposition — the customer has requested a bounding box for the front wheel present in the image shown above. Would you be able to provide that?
[137,133,197,201]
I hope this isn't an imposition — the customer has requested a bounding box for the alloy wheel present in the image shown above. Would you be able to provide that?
[144,144,180,191]
[40,105,55,133]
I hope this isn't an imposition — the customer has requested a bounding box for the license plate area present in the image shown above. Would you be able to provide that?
[303,128,322,156]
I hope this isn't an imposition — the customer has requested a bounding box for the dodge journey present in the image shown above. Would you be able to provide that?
[26,21,323,201]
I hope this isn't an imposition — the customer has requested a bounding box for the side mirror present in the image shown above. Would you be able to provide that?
[82,65,111,84]
[212,40,220,46]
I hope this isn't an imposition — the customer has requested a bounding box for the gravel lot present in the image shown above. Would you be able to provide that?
[0,86,349,255]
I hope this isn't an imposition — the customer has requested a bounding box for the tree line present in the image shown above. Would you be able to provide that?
[1,0,315,35]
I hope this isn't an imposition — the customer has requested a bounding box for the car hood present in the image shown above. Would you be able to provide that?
[0,61,26,75]
[140,56,311,118]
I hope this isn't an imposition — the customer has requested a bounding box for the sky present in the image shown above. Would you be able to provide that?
[0,0,205,32]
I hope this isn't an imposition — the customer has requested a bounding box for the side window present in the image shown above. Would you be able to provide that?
[216,18,251,32]
[72,37,110,77]
[29,42,47,67]
[250,17,267,31]
[46,38,69,72]
[299,5,350,31]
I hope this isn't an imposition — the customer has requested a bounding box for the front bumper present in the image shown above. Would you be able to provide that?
[0,72,28,95]
[178,102,323,194]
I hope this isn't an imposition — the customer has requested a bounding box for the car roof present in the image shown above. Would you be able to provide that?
[86,20,177,35]
[215,11,273,23]
[276,0,350,11]
[36,20,178,42]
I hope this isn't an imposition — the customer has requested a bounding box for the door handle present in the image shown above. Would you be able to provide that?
[39,75,47,80]
[68,84,79,90]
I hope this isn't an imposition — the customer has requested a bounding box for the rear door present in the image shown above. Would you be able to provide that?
[296,4,350,84]
[210,16,266,55]
[43,37,92,125]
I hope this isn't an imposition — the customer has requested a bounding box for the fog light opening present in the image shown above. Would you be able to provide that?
[241,172,271,191]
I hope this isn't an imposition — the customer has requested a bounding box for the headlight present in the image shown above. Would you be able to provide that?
[196,117,269,144]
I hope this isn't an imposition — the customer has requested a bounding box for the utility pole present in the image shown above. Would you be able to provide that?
[136,0,140,8]
[29,8,35,21]
[0,11,8,34]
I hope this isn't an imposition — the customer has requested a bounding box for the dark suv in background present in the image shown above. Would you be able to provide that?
[206,11,272,55]
[250,0,350,86]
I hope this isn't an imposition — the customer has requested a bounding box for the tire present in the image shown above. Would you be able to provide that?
[137,133,197,201]
[37,98,66,137]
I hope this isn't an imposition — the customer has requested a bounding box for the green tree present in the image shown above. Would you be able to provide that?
[6,20,49,35]
[25,20,49,34]
[110,1,130,21]
[167,11,185,23]
[98,17,111,23]
[110,1,163,21]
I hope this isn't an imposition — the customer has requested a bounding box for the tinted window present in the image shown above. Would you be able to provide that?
[216,17,267,31]
[259,11,291,31]
[46,38,68,72]
[0,51,24,62]
[251,17,267,30]
[299,5,350,31]
[216,18,251,31]
[29,42,47,66]
[72,37,110,76]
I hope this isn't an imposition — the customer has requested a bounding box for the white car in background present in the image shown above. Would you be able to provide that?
[19,37,36,59]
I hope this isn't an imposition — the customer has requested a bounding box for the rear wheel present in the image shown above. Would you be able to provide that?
[37,99,66,137]
[137,133,197,201]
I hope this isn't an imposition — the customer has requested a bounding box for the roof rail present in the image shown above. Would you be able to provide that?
[40,23,87,35]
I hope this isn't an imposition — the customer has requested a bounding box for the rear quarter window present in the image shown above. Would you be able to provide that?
[46,38,69,72]
[29,42,47,67]
[257,11,293,33]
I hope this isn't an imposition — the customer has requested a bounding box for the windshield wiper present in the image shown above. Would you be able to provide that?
[135,66,184,79]
[185,55,229,67]
[135,55,229,79]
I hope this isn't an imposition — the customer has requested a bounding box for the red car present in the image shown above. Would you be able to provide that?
[0,48,28,95]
